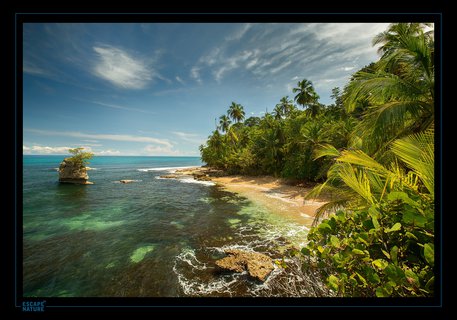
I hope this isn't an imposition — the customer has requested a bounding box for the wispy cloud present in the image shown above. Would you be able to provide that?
[172,131,204,144]
[92,45,153,89]
[190,66,202,84]
[191,23,389,93]
[225,23,251,41]
[23,63,49,76]
[80,99,155,114]
[26,128,172,147]
[175,76,186,85]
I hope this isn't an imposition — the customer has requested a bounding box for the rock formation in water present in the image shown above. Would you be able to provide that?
[120,180,135,184]
[58,158,93,184]
[215,249,274,281]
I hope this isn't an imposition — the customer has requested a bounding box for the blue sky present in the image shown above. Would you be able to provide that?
[23,23,390,156]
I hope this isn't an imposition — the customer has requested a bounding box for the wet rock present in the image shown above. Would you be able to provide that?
[215,249,274,281]
[58,159,93,184]
[120,180,135,184]
[160,174,180,179]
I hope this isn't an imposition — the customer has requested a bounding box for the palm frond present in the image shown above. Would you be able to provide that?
[391,129,434,196]
[313,143,340,160]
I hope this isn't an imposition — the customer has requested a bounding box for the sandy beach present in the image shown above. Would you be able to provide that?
[173,167,327,227]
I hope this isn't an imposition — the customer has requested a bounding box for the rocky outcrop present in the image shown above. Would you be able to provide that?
[159,174,180,179]
[58,159,93,184]
[193,172,212,181]
[215,249,274,281]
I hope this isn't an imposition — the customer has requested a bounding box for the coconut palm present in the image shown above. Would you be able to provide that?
[308,128,434,223]
[218,115,231,133]
[276,96,294,118]
[228,102,245,123]
[344,23,434,156]
[293,79,319,110]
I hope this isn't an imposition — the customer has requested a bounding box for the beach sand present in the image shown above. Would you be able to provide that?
[173,168,326,227]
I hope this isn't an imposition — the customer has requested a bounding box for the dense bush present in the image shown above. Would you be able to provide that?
[302,191,434,297]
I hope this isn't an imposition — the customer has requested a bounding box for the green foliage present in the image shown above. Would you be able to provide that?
[67,148,94,168]
[304,191,434,297]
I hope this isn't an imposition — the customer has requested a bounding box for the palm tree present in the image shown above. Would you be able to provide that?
[308,128,434,223]
[344,23,434,156]
[276,96,294,118]
[305,102,322,119]
[273,105,283,120]
[218,115,231,133]
[228,102,245,123]
[293,79,319,110]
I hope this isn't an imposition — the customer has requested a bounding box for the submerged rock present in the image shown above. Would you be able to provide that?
[120,180,135,184]
[215,249,274,281]
[58,159,93,184]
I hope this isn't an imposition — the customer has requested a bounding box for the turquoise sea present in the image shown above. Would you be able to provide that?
[23,156,317,297]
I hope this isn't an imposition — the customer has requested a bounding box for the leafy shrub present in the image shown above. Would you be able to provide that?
[302,190,434,297]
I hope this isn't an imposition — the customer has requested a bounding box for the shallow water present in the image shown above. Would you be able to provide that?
[23,156,322,297]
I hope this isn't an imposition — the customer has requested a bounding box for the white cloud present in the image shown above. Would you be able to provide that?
[340,66,355,71]
[175,76,186,85]
[142,144,180,156]
[190,66,202,84]
[92,45,153,89]
[26,128,172,147]
[23,63,48,76]
[225,23,252,41]
[82,99,155,114]
[172,131,204,144]
[191,23,390,91]
[96,149,121,156]
[23,145,77,155]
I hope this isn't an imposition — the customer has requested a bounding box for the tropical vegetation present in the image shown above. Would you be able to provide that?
[199,23,435,297]
[67,147,94,168]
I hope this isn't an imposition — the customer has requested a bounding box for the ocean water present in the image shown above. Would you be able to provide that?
[22,156,321,297]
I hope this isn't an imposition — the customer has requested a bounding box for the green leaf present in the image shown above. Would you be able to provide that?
[402,210,427,227]
[425,276,434,290]
[387,191,419,207]
[318,222,332,233]
[424,243,434,266]
[301,247,311,256]
[357,236,369,246]
[330,235,340,247]
[405,232,419,240]
[385,264,404,281]
[352,248,366,255]
[385,222,402,233]
[376,285,392,297]
[327,275,339,292]
[381,249,390,259]
[390,246,399,265]
[372,259,389,270]
[368,205,380,219]
[372,216,380,229]
[405,269,420,287]
[355,272,367,286]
